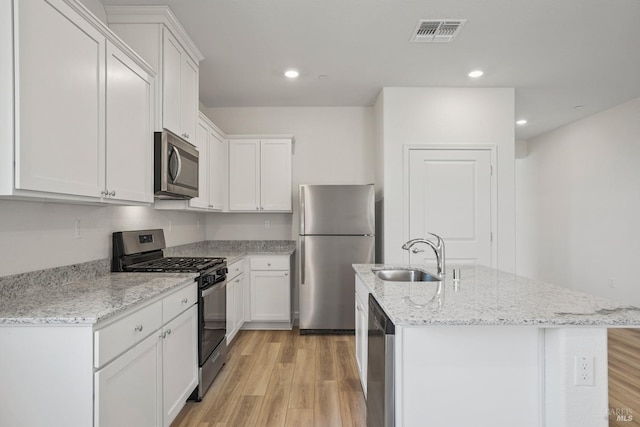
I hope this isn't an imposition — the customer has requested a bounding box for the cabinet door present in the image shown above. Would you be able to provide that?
[249,270,290,321]
[260,139,292,211]
[162,29,182,136]
[189,120,210,209]
[355,292,368,397]
[226,278,236,343]
[15,0,105,197]
[208,131,225,210]
[162,305,198,427]
[95,332,161,427]
[233,274,245,333]
[180,56,198,143]
[105,41,153,203]
[229,139,260,211]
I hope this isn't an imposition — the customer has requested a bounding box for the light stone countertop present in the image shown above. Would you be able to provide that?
[0,272,197,325]
[353,264,640,327]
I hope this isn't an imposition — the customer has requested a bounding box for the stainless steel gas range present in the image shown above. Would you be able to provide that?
[112,229,227,401]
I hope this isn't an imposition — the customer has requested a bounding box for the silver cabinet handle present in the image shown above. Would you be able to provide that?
[134,325,143,332]
[267,262,271,267]
[109,191,116,197]
[181,298,188,304]
[412,247,425,254]
[166,328,171,335]
[101,190,107,196]
[284,272,288,276]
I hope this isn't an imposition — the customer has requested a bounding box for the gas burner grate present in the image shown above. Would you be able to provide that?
[127,257,225,273]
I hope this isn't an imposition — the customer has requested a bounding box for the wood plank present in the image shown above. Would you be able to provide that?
[608,328,640,427]
[256,363,295,427]
[314,380,342,427]
[225,395,263,427]
[316,335,337,381]
[289,348,316,409]
[242,342,282,396]
[284,408,314,427]
[339,391,367,427]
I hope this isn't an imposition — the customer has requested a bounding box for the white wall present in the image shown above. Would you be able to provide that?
[515,96,640,305]
[0,200,206,277]
[202,106,376,240]
[379,88,516,271]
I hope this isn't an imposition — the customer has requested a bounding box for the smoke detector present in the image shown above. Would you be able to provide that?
[411,19,467,42]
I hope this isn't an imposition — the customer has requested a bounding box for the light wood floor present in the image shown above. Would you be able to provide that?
[608,328,640,427]
[171,329,366,427]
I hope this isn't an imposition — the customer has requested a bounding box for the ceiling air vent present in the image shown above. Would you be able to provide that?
[411,19,467,43]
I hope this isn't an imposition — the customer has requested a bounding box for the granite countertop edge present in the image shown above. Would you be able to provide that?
[354,263,640,328]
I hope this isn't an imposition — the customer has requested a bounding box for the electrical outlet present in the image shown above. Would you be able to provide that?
[169,220,173,232]
[575,355,594,386]
[73,219,81,239]
[196,220,200,230]
[264,220,271,230]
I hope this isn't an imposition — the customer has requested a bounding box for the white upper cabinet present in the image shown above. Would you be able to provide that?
[229,138,292,212]
[105,41,154,204]
[106,6,204,144]
[0,0,155,204]
[13,0,105,198]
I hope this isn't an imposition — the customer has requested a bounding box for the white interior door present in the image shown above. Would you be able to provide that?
[408,148,493,267]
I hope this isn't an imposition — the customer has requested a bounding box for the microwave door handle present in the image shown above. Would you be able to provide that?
[170,146,183,183]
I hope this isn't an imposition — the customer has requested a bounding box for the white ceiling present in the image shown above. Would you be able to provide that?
[101,0,640,140]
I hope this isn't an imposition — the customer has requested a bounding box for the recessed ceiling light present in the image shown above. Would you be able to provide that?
[516,119,528,125]
[468,70,484,78]
[284,70,299,78]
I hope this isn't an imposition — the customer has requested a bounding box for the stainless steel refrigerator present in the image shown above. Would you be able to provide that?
[299,184,375,332]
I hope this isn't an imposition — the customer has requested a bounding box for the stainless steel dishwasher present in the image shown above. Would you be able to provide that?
[367,294,395,427]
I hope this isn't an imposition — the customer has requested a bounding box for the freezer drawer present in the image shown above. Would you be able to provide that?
[299,235,375,331]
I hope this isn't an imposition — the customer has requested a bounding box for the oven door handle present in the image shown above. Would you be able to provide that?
[202,280,226,297]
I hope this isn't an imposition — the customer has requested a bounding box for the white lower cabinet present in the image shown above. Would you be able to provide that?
[226,258,245,345]
[94,282,197,427]
[162,306,198,427]
[355,275,369,397]
[244,255,292,328]
[95,332,162,427]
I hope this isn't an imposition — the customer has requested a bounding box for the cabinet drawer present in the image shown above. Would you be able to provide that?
[250,256,289,271]
[163,283,197,324]
[94,300,162,368]
[227,258,244,281]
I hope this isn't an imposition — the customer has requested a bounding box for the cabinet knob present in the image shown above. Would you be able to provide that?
[267,262,271,266]
[109,191,116,197]
[284,272,288,276]
[101,190,107,196]
[166,328,172,335]
[181,298,188,304]
[134,324,144,332]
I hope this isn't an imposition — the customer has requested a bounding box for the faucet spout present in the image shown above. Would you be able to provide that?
[402,233,446,278]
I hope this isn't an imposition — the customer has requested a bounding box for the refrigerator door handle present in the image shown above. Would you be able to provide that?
[300,236,305,285]
[299,185,306,235]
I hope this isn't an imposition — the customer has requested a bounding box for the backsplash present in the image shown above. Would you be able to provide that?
[165,240,296,256]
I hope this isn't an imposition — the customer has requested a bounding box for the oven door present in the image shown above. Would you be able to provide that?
[199,278,227,363]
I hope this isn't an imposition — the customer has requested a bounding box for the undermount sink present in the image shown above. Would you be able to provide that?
[373,268,441,282]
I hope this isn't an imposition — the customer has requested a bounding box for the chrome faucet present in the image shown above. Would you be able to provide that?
[402,233,445,278]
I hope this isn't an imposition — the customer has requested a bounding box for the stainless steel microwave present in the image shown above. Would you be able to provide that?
[154,129,199,199]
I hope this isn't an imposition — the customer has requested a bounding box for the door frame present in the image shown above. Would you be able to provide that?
[402,144,498,267]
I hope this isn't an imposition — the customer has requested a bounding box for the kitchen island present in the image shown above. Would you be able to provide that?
[353,264,640,427]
